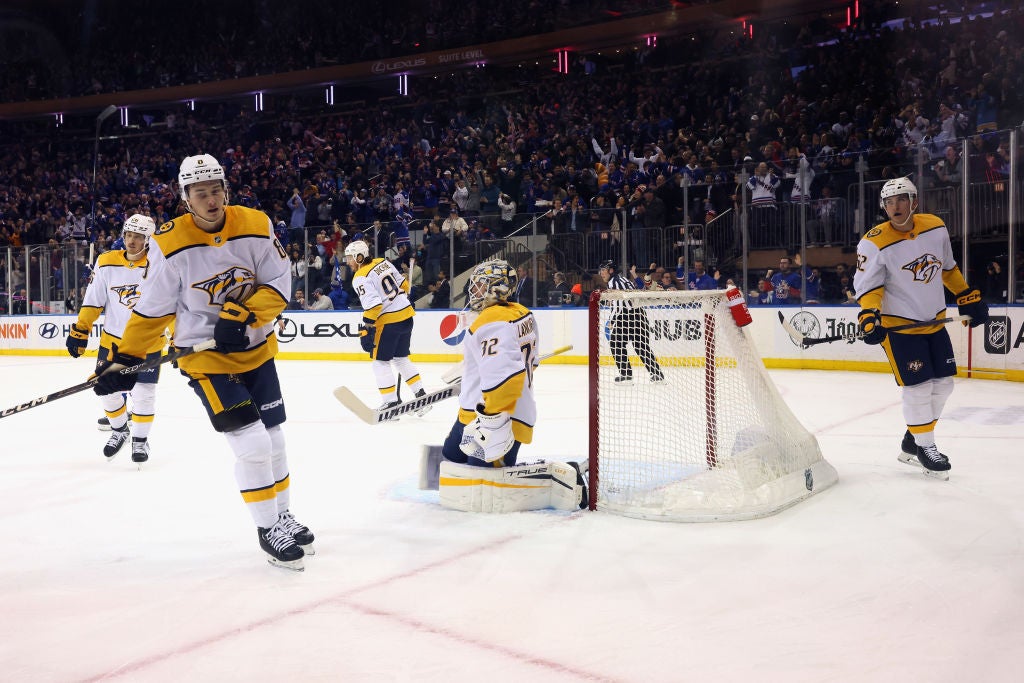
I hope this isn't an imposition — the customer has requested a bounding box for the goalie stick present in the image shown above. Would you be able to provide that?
[0,340,217,420]
[777,311,971,348]
[334,345,574,425]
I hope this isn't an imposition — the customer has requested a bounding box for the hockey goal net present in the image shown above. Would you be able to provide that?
[588,289,837,521]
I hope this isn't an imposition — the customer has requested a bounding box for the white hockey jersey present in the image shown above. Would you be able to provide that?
[74,250,165,353]
[459,302,539,444]
[352,257,414,325]
[118,205,290,374]
[854,212,969,330]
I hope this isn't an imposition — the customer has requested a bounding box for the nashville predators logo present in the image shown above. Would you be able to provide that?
[110,284,142,309]
[901,254,942,283]
[907,359,925,373]
[192,266,256,305]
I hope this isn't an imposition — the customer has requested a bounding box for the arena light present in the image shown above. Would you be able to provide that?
[397,74,408,96]
[325,85,334,105]
[54,113,63,127]
[119,106,128,127]
[255,92,264,112]
[187,100,195,111]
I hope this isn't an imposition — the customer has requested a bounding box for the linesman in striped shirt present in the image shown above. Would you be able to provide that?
[598,261,664,383]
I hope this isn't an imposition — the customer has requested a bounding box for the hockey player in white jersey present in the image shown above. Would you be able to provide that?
[90,154,313,570]
[854,177,988,479]
[344,240,429,416]
[433,259,587,512]
[66,214,164,463]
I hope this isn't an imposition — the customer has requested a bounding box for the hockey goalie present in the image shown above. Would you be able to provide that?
[426,259,588,513]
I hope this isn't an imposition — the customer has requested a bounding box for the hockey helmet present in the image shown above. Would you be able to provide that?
[598,260,616,273]
[344,240,370,263]
[178,154,226,200]
[878,177,918,209]
[122,214,155,238]
[468,260,518,311]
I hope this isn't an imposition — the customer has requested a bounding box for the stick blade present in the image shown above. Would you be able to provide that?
[333,386,377,424]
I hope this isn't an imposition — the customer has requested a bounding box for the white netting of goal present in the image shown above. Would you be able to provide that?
[590,289,837,521]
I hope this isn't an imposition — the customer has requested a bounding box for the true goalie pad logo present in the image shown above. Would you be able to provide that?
[192,266,256,305]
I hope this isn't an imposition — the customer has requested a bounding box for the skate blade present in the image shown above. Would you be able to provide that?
[298,543,315,556]
[921,468,950,481]
[267,556,305,572]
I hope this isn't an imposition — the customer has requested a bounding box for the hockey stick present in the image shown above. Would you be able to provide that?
[335,345,574,425]
[777,311,971,348]
[0,340,217,420]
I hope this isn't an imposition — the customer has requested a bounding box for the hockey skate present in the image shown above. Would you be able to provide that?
[277,510,315,555]
[413,388,432,417]
[98,413,132,431]
[614,374,633,383]
[258,521,305,571]
[898,432,950,481]
[897,430,918,466]
[103,425,130,459]
[131,438,149,464]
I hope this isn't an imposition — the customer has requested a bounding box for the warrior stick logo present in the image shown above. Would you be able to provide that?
[192,266,256,305]
[110,283,142,308]
[901,254,941,283]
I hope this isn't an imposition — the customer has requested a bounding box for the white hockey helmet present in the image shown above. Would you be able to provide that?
[468,259,518,311]
[878,177,918,209]
[122,213,155,238]
[344,240,370,263]
[178,154,226,200]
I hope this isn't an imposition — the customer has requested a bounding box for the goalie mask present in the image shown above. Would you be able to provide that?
[468,260,517,311]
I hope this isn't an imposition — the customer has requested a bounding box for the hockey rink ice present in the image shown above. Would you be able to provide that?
[0,355,1022,683]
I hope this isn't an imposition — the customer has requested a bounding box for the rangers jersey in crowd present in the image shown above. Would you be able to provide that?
[117,205,290,374]
[459,302,539,445]
[74,249,166,354]
[352,257,414,326]
[854,212,970,332]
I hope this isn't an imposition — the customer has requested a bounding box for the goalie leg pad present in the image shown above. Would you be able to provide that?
[419,445,444,491]
[438,460,588,512]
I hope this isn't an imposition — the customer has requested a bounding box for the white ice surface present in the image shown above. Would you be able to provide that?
[0,356,1022,682]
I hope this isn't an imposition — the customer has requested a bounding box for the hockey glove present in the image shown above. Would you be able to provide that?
[92,346,145,396]
[214,300,256,353]
[359,321,376,354]
[460,405,515,462]
[66,323,89,358]
[858,308,886,345]
[955,289,988,328]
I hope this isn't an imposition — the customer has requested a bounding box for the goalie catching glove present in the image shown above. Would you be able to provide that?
[460,404,515,462]
[955,289,988,328]
[214,300,256,353]
[66,324,89,358]
[858,308,886,345]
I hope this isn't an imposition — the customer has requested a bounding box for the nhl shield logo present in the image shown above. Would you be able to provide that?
[192,266,256,305]
[984,316,1009,355]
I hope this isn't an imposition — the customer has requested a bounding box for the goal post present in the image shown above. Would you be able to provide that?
[588,288,837,522]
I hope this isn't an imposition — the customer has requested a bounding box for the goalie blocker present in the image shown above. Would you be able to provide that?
[432,451,588,513]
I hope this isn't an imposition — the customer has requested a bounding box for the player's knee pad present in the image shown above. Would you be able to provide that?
[224,420,272,466]
[901,380,936,426]
[931,376,954,405]
[438,460,588,513]
[129,381,156,417]
[211,399,261,433]
[266,424,285,457]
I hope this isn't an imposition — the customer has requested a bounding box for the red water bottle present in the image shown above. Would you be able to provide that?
[726,285,752,327]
